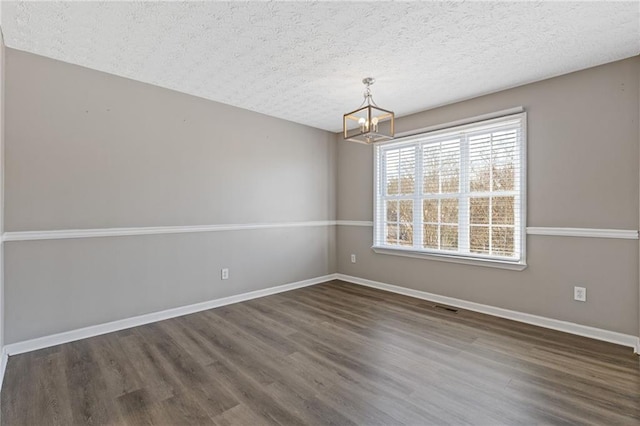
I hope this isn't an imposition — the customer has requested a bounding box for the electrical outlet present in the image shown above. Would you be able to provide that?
[221,268,229,280]
[574,286,586,302]
[351,254,356,263]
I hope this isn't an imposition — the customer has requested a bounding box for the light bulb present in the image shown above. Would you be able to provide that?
[371,117,379,132]
[358,117,367,132]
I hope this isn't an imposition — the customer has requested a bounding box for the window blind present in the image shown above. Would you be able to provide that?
[374,113,525,264]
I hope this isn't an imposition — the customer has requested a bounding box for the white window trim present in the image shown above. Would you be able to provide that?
[371,246,527,270]
[372,110,527,270]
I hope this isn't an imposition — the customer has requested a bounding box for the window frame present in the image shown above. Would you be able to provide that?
[372,111,527,270]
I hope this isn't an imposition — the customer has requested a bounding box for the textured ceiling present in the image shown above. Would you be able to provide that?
[1,1,639,132]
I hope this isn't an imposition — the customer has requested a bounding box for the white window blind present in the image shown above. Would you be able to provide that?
[374,113,526,266]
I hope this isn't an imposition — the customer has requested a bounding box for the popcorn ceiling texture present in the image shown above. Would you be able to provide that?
[1,1,638,131]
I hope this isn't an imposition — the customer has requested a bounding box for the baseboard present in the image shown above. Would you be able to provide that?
[4,273,339,356]
[336,274,639,350]
[635,338,640,355]
[0,348,8,391]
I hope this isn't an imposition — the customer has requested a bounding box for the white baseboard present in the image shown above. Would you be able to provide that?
[0,349,8,391]
[336,274,639,351]
[635,338,640,355]
[4,274,338,356]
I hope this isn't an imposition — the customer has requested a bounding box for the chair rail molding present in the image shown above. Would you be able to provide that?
[3,222,636,242]
[2,220,340,241]
[336,221,638,240]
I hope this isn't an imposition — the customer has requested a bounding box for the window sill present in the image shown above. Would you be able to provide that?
[371,246,527,271]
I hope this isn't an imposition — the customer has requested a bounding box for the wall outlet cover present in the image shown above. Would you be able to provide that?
[574,286,586,302]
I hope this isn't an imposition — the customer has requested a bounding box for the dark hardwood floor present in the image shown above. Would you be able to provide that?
[2,280,639,425]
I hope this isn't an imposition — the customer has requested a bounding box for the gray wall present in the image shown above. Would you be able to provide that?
[3,47,639,344]
[4,49,337,343]
[337,57,640,336]
[0,32,5,350]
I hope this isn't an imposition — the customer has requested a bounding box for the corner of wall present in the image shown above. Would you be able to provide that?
[330,131,341,274]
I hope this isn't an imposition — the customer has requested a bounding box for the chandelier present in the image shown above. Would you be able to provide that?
[343,77,395,144]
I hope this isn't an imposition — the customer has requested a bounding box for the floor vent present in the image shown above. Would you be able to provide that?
[434,305,459,313]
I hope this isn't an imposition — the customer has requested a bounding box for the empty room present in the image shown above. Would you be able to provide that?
[0,1,638,425]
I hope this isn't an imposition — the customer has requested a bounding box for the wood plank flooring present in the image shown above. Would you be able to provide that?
[2,280,639,425]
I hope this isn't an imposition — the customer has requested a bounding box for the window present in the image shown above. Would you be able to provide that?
[373,112,526,269]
